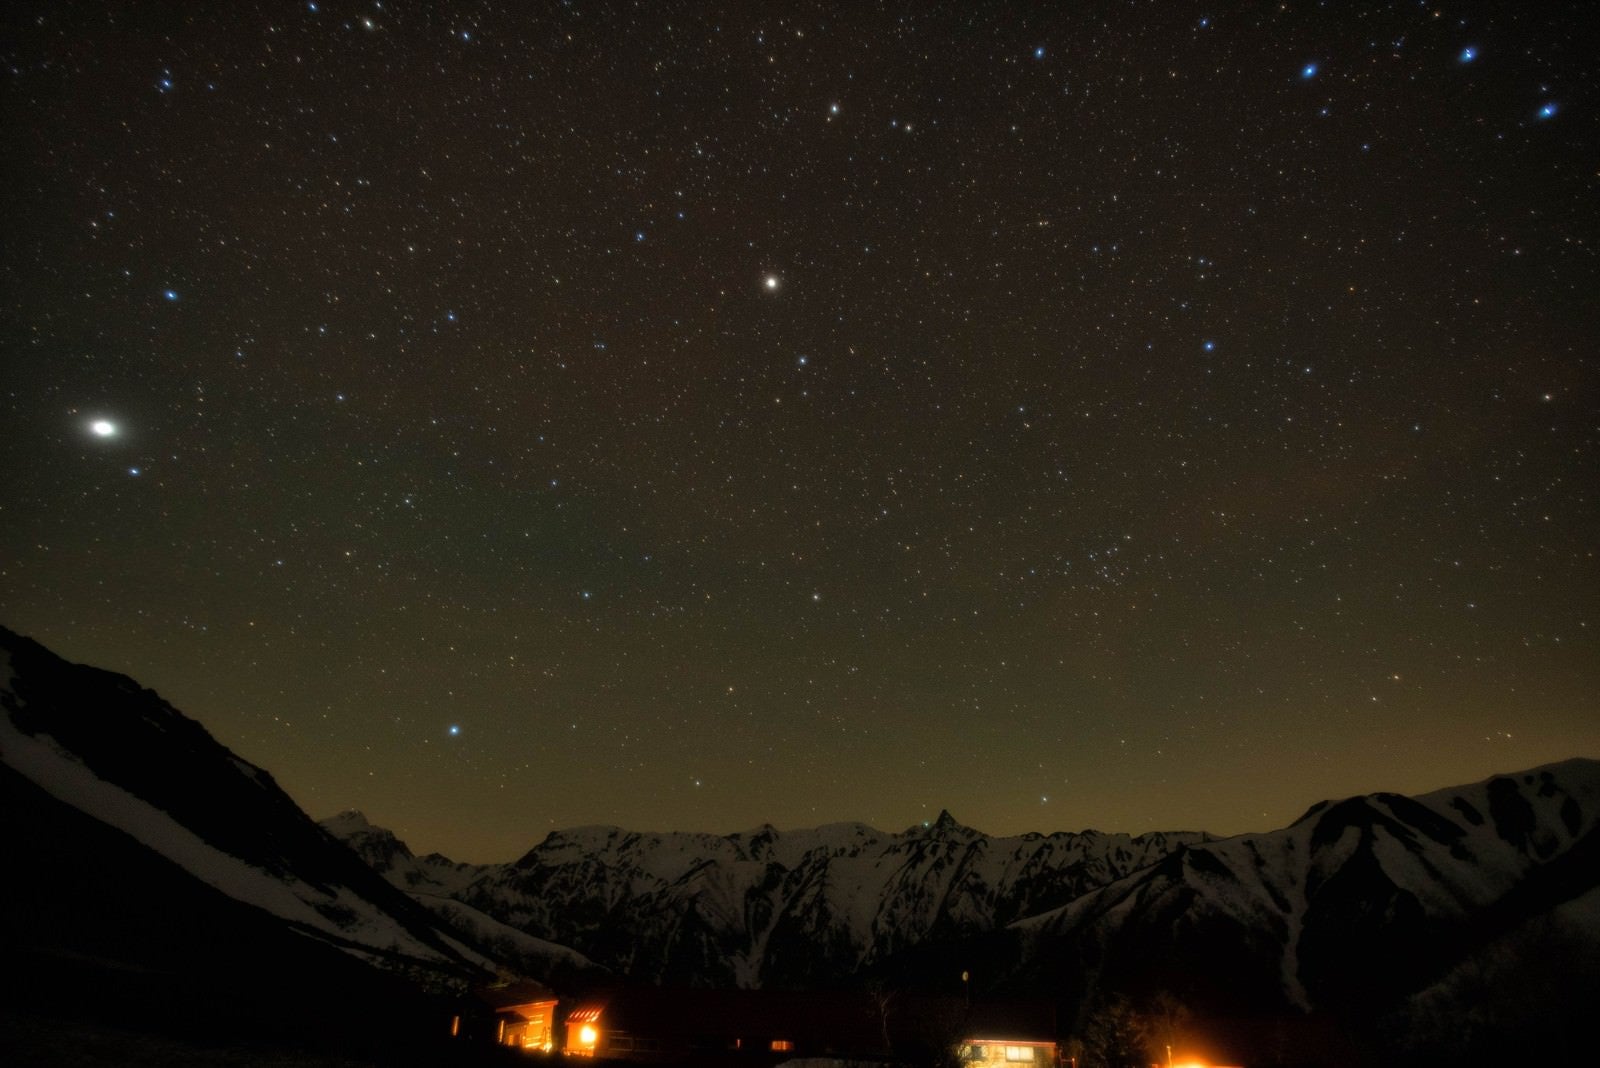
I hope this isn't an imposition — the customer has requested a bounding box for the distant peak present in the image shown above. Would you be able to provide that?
[916,809,971,835]
[320,809,375,833]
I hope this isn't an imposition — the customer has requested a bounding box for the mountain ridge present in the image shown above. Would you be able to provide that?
[1003,757,1600,1018]
[325,802,1214,989]
[325,757,1600,1018]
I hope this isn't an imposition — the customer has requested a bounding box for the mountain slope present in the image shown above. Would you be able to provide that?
[0,626,499,972]
[320,808,603,983]
[0,623,506,1044]
[1008,758,1600,1019]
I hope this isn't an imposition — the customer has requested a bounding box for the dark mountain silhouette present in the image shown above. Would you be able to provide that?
[0,625,501,1062]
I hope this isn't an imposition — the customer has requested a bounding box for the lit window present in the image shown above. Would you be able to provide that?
[771,1039,794,1051]
[1005,1047,1035,1063]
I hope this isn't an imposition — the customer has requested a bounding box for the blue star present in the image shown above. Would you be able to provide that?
[129,467,141,477]
[1202,339,1216,352]
[1538,102,1558,120]
[1301,62,1319,80]
[1033,46,1045,60]
[163,289,179,302]
[1458,46,1477,64]
[635,230,646,242]
[447,724,461,737]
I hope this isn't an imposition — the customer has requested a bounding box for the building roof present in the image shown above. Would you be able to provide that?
[472,978,558,1013]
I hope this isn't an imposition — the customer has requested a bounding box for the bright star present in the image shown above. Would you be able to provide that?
[1459,46,1477,64]
[1301,62,1318,79]
[448,724,461,737]
[1033,46,1045,59]
[1203,340,1216,352]
[163,289,179,302]
[91,419,117,437]
[1538,102,1558,120]
[764,274,780,291]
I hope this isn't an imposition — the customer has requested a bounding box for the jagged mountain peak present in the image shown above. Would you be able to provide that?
[924,808,968,834]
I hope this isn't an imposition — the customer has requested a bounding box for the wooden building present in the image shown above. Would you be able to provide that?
[453,977,561,1053]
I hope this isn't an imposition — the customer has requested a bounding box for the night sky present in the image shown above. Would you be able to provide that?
[3,2,1595,862]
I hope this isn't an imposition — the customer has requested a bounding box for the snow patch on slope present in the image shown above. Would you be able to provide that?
[0,705,464,966]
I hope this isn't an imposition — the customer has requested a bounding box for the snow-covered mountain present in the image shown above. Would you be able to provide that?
[320,808,602,982]
[1008,758,1600,1021]
[0,625,495,979]
[327,756,1600,1023]
[322,807,487,897]
[326,806,1209,988]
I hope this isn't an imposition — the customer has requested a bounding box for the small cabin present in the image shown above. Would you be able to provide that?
[958,1038,1057,1066]
[453,977,560,1053]
[958,999,1059,1067]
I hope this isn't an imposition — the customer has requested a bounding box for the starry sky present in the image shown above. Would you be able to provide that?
[2,1,1595,862]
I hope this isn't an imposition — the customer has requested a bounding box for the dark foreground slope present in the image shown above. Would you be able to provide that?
[0,626,508,1064]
